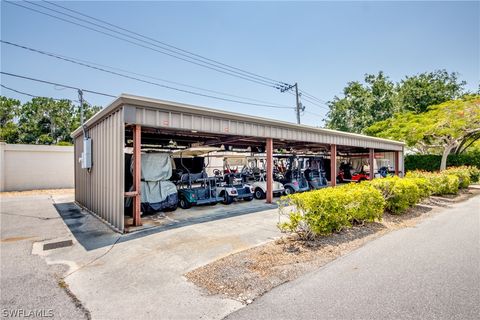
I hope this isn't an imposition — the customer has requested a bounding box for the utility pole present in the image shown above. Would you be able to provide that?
[280,82,304,124]
[294,83,301,124]
[78,89,86,137]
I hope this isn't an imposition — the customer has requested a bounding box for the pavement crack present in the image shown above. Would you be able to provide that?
[0,212,60,220]
[63,235,122,279]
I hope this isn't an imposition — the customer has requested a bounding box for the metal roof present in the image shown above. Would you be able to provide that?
[72,94,404,151]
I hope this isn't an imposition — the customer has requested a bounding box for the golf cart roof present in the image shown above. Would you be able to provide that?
[172,147,222,158]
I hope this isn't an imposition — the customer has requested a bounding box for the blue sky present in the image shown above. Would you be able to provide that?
[1,1,479,126]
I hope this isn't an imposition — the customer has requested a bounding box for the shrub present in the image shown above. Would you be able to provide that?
[444,167,471,188]
[342,183,385,222]
[405,171,459,195]
[369,177,421,214]
[466,166,480,183]
[279,183,385,238]
[406,177,432,199]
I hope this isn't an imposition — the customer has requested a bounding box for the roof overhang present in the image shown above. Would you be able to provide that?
[72,94,405,151]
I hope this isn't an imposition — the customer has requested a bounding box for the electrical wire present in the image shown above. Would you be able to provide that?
[5,1,331,111]
[1,41,293,109]
[42,0,289,87]
[0,84,69,101]
[1,40,291,107]
[0,72,117,98]
[7,0,284,89]
[299,89,328,104]
[300,96,330,111]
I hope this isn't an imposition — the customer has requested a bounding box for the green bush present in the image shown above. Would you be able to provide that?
[406,177,432,199]
[466,166,480,183]
[369,177,421,214]
[280,170,464,239]
[405,151,480,172]
[405,171,460,195]
[279,183,385,238]
[444,167,471,188]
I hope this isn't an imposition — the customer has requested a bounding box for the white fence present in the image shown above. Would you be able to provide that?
[0,142,74,192]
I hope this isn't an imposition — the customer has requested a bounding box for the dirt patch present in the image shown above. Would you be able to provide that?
[0,188,74,197]
[186,188,480,303]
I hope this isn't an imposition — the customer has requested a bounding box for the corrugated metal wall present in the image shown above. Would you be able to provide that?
[128,105,404,151]
[74,108,125,232]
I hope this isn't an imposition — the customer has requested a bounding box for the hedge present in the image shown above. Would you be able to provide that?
[368,177,422,214]
[279,183,385,238]
[279,167,472,238]
[406,171,460,195]
[405,151,480,172]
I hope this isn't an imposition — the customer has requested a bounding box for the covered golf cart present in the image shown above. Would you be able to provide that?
[127,152,178,214]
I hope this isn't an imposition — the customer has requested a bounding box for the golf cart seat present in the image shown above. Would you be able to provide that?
[181,171,207,183]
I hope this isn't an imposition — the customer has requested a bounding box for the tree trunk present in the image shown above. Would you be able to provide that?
[440,144,456,171]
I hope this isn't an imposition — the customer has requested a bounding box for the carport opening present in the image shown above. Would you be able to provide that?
[122,126,400,232]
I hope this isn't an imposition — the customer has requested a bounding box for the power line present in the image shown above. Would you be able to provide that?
[301,96,330,110]
[1,41,294,109]
[0,84,70,101]
[1,40,291,107]
[299,89,328,104]
[304,110,325,118]
[0,71,117,98]
[7,0,285,89]
[42,0,289,87]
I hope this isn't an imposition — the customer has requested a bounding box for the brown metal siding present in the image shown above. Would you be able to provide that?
[74,108,124,232]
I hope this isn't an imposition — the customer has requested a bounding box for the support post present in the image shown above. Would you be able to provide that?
[330,144,337,187]
[369,148,375,180]
[394,151,399,176]
[266,138,273,203]
[133,125,142,226]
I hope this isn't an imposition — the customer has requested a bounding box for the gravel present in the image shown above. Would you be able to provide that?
[185,188,480,303]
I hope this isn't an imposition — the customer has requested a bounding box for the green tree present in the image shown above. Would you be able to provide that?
[1,95,101,145]
[0,96,20,143]
[365,96,480,170]
[396,70,466,113]
[325,71,398,133]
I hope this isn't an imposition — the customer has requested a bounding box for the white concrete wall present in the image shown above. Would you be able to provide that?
[0,142,74,192]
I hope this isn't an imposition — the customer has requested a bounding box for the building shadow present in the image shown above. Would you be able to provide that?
[53,201,278,251]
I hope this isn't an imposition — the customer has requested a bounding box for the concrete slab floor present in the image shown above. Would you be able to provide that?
[1,192,282,320]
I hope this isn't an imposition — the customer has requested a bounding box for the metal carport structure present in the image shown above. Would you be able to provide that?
[72,94,405,233]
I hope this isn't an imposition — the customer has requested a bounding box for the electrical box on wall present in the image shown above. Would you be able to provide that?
[81,138,92,169]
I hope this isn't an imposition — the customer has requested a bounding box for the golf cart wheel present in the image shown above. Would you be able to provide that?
[223,193,234,205]
[244,196,254,201]
[284,186,295,195]
[179,198,192,209]
[254,188,266,199]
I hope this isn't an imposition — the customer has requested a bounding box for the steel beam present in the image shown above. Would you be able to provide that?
[369,148,375,180]
[266,138,273,203]
[330,144,337,187]
[133,125,142,226]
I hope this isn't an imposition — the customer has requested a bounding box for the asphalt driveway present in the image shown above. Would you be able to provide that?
[226,195,480,320]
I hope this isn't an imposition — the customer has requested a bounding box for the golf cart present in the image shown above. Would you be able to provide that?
[244,157,285,199]
[172,148,223,209]
[212,156,254,204]
[275,155,310,195]
[301,156,328,190]
[126,152,178,214]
